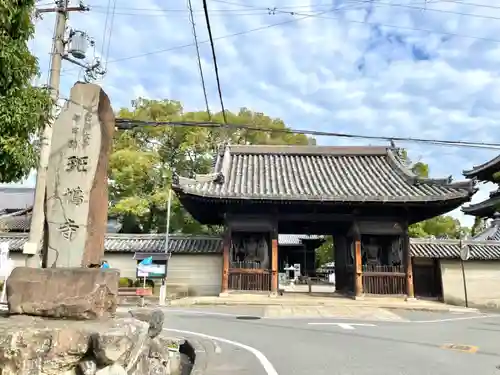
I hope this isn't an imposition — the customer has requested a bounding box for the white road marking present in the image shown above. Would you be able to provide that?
[164,328,279,375]
[213,340,222,354]
[165,308,242,318]
[161,307,500,324]
[411,314,500,324]
[308,322,376,330]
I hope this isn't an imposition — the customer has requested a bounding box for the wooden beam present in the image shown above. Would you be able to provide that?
[271,230,278,295]
[221,227,231,295]
[354,238,363,298]
[352,222,363,298]
[403,224,415,299]
[276,213,355,222]
[229,268,268,274]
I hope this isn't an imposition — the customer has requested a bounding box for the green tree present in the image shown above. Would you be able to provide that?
[0,1,52,182]
[400,149,469,238]
[471,216,485,237]
[315,236,334,267]
[110,98,314,234]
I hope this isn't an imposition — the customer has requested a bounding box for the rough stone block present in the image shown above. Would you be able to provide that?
[6,267,119,319]
[128,308,165,338]
[0,316,150,374]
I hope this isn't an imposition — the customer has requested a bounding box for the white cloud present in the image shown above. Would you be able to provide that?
[25,0,500,226]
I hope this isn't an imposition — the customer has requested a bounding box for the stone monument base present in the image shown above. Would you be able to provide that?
[6,267,119,320]
[0,312,182,374]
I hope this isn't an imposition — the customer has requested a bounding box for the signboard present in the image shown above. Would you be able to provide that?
[0,242,12,303]
[136,263,166,278]
[136,288,153,296]
[0,243,8,275]
[460,245,470,261]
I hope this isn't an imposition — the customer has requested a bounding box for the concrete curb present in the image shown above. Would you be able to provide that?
[185,338,208,375]
[170,299,479,313]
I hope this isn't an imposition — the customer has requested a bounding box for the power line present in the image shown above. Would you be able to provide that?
[212,0,500,43]
[87,4,271,13]
[61,9,330,75]
[99,0,112,59]
[90,9,266,17]
[202,0,228,125]
[203,0,500,23]
[114,118,500,151]
[64,1,500,75]
[440,0,500,10]
[187,0,211,119]
[103,0,117,72]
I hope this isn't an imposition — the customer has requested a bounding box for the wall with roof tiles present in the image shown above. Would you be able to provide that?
[9,251,223,297]
[440,259,500,309]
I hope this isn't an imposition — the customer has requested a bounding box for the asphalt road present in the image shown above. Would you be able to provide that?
[160,306,500,375]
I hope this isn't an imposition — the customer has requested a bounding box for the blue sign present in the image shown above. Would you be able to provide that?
[139,256,153,266]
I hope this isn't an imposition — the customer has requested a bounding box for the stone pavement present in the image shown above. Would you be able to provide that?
[263,305,406,320]
[162,306,500,375]
[169,293,477,313]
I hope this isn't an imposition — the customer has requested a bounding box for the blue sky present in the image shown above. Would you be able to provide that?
[25,0,500,227]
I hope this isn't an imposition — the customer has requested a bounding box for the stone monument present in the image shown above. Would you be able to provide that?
[6,82,119,321]
[45,82,115,267]
[0,83,183,374]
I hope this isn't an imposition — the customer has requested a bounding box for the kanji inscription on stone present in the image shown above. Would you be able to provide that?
[82,130,91,147]
[66,156,88,172]
[45,82,115,267]
[63,187,85,205]
[58,219,79,241]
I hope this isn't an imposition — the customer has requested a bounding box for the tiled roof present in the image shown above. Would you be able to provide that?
[410,238,500,260]
[0,233,223,254]
[278,234,324,246]
[173,145,474,203]
[0,214,123,233]
[2,232,500,260]
[0,187,34,211]
[0,214,31,231]
[462,189,500,217]
[0,233,322,252]
[472,214,500,241]
[463,153,500,181]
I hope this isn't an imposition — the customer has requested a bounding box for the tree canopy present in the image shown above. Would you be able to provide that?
[0,1,52,182]
[315,150,470,266]
[111,98,470,254]
[110,98,313,234]
[402,151,470,239]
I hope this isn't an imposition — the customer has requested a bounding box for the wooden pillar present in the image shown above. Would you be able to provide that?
[333,235,344,291]
[352,223,363,298]
[220,227,231,295]
[403,224,415,299]
[271,230,278,294]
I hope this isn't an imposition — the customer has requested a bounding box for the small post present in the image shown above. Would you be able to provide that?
[25,0,69,267]
[403,223,415,300]
[25,0,91,267]
[459,240,470,308]
[271,230,278,296]
[160,188,172,306]
[352,222,363,299]
[220,227,230,295]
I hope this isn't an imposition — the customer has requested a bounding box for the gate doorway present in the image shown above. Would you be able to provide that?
[413,257,443,299]
[277,235,333,294]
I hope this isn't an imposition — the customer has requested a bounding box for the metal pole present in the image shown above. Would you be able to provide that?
[159,189,173,305]
[25,0,69,267]
[165,188,172,254]
[461,258,469,308]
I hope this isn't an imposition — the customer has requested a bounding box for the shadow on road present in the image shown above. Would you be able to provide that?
[203,314,500,359]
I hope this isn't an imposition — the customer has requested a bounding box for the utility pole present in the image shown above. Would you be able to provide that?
[24,1,90,267]
[159,189,173,305]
